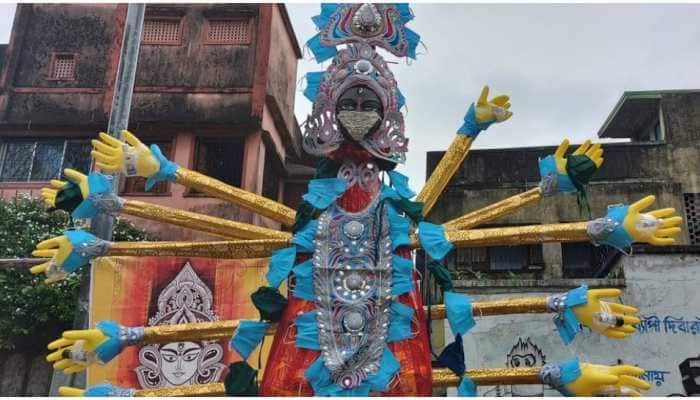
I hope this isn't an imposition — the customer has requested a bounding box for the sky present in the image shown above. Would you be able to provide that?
[1,3,699,190]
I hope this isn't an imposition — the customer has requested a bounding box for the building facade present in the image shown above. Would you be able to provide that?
[426,90,700,396]
[0,4,309,240]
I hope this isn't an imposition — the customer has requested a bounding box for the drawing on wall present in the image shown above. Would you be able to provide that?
[679,355,700,396]
[497,337,547,397]
[135,262,225,388]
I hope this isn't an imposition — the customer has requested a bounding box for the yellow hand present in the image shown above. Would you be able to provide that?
[553,139,604,175]
[58,387,85,397]
[40,169,90,208]
[46,329,109,374]
[566,363,650,396]
[30,236,73,283]
[474,85,513,124]
[91,130,160,177]
[572,288,640,339]
[623,195,683,245]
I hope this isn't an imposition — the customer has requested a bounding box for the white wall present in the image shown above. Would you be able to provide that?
[446,253,700,396]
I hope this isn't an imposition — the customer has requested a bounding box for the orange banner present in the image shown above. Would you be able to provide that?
[87,256,272,389]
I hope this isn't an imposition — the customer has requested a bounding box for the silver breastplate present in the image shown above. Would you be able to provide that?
[312,195,393,389]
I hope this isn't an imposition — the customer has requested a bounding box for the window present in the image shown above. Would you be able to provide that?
[0,140,91,182]
[451,245,543,273]
[189,137,244,195]
[49,53,76,80]
[205,19,251,44]
[142,18,182,45]
[262,146,279,201]
[120,141,172,195]
[562,242,619,278]
[685,193,700,245]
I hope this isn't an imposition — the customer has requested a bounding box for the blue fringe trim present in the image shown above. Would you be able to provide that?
[85,383,133,397]
[445,291,476,336]
[381,185,401,201]
[387,170,416,199]
[72,173,113,219]
[560,356,583,385]
[266,246,296,289]
[145,144,179,191]
[599,205,634,252]
[538,155,576,193]
[296,310,320,350]
[63,230,99,273]
[392,255,414,296]
[387,204,411,250]
[303,71,325,103]
[230,320,269,359]
[395,3,414,23]
[304,348,400,395]
[94,320,124,363]
[302,178,348,210]
[405,27,420,59]
[457,103,494,137]
[418,222,454,261]
[458,376,477,396]
[306,33,338,63]
[292,259,314,301]
[367,347,401,391]
[312,3,340,30]
[554,285,588,345]
[388,301,414,342]
[292,219,318,253]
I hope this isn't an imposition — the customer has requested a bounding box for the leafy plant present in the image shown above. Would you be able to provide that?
[0,194,152,351]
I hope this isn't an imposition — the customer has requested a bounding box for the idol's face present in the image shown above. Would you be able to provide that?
[159,341,201,386]
[336,86,384,142]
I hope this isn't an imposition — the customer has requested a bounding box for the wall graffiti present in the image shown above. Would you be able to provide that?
[497,337,547,397]
[679,355,700,396]
[637,315,700,335]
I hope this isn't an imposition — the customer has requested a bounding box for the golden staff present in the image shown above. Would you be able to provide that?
[444,187,543,230]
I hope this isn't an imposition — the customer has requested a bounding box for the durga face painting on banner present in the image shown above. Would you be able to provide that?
[135,263,225,388]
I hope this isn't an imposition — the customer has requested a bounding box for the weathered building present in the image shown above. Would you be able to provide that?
[0,4,306,240]
[426,90,700,395]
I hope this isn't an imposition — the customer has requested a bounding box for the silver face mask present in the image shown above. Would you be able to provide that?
[337,110,381,142]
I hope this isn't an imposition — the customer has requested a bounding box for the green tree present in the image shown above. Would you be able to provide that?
[0,194,152,350]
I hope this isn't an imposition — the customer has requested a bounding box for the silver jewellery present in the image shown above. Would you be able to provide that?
[119,326,145,347]
[337,161,380,193]
[539,172,558,197]
[545,292,568,314]
[586,217,618,246]
[77,238,112,258]
[90,191,125,215]
[539,363,564,391]
[312,198,394,389]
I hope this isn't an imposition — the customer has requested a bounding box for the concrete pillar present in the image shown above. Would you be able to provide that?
[542,242,563,279]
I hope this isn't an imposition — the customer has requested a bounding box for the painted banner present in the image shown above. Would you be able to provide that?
[87,256,272,389]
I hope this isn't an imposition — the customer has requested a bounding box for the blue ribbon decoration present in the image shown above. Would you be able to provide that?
[145,144,179,191]
[538,155,576,194]
[457,103,494,137]
[93,320,129,363]
[597,205,634,251]
[404,27,420,59]
[444,291,476,336]
[266,247,296,289]
[544,357,582,396]
[291,219,318,253]
[292,259,314,301]
[458,376,477,396]
[366,347,401,392]
[554,285,589,345]
[395,3,414,23]
[306,33,338,64]
[230,320,270,360]
[302,178,348,210]
[397,87,406,109]
[85,383,134,397]
[387,204,412,250]
[381,185,401,202]
[62,230,101,272]
[72,173,115,219]
[418,222,454,261]
[391,255,414,296]
[387,170,416,199]
[311,3,340,30]
[295,310,320,350]
[437,333,465,376]
[388,301,414,342]
[303,71,325,102]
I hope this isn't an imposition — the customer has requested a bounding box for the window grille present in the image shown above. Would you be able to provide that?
[188,137,244,195]
[0,140,91,182]
[143,19,181,44]
[684,193,700,245]
[51,54,76,80]
[206,19,250,44]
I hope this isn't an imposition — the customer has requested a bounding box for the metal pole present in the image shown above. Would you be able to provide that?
[48,4,145,394]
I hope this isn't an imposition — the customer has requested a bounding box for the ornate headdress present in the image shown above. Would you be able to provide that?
[302,3,420,165]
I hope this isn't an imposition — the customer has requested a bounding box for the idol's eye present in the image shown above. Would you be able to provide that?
[162,354,176,362]
[361,100,381,112]
[339,99,357,111]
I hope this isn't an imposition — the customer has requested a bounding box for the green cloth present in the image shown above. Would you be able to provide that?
[566,155,597,218]
[427,260,454,292]
[224,361,258,396]
[251,286,288,322]
[389,198,424,223]
[53,181,83,213]
[292,201,318,233]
